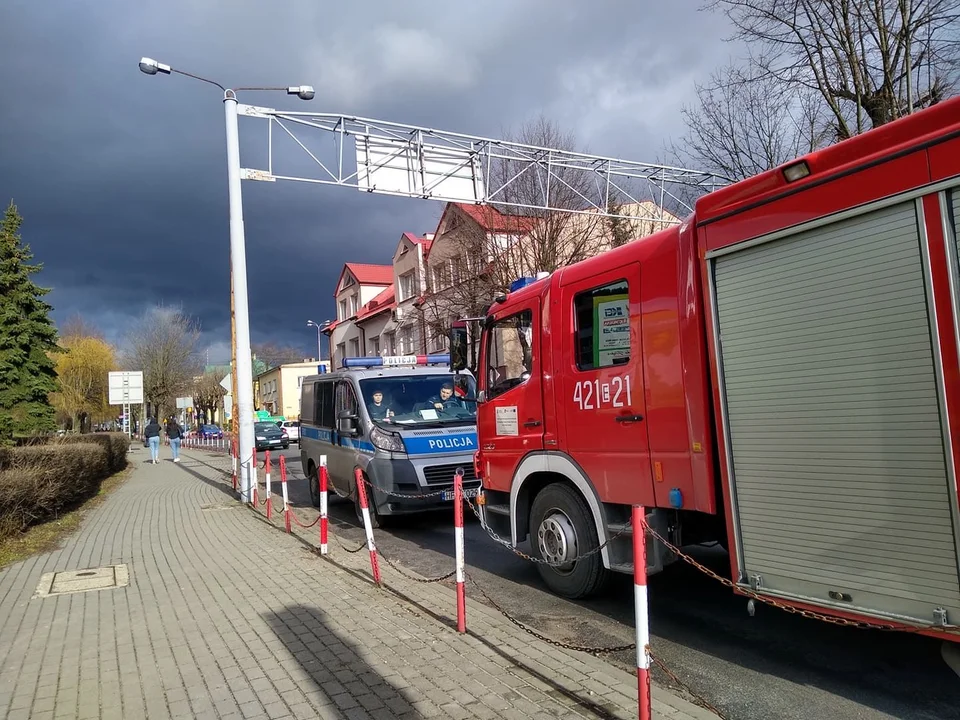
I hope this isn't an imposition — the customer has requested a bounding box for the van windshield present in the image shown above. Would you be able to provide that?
[359,374,477,427]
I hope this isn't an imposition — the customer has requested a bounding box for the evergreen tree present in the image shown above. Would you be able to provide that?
[0,201,60,440]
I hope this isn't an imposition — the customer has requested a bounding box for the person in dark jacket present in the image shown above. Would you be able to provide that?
[165,417,184,463]
[144,418,162,464]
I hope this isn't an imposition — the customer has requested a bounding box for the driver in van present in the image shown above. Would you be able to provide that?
[429,382,462,412]
[367,389,394,420]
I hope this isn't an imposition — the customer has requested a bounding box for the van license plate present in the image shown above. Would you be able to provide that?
[442,488,479,501]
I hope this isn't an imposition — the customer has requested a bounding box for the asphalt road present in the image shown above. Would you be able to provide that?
[272,445,960,720]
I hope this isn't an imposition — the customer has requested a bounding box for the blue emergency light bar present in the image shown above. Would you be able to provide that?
[341,354,451,369]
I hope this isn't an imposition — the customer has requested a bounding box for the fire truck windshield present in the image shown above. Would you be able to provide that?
[358,374,477,427]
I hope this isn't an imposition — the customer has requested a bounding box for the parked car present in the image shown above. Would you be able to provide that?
[254,421,288,451]
[199,424,223,439]
[281,420,300,443]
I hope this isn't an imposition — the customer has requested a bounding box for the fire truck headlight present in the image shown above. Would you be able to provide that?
[370,426,405,453]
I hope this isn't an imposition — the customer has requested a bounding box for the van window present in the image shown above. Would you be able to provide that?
[574,280,630,371]
[336,381,359,418]
[315,381,335,428]
[486,310,533,400]
[301,382,314,422]
[358,374,476,427]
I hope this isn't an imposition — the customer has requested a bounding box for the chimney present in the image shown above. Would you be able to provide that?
[423,233,435,241]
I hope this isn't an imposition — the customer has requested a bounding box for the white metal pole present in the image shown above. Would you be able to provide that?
[316,325,322,364]
[224,89,256,505]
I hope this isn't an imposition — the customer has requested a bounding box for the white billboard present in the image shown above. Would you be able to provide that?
[356,135,485,202]
[108,371,144,405]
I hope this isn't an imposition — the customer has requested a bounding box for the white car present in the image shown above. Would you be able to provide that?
[281,420,300,443]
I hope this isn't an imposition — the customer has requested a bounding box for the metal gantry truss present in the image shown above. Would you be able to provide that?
[237,105,728,222]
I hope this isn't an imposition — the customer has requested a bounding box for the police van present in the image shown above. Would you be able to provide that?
[298,354,480,526]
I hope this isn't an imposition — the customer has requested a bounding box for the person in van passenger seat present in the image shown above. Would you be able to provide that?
[367,389,393,420]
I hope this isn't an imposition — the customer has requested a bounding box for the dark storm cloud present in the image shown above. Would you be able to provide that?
[0,0,732,360]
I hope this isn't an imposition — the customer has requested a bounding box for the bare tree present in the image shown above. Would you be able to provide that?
[707,0,960,139]
[252,342,306,370]
[192,372,226,425]
[60,313,106,342]
[670,64,828,181]
[490,116,611,275]
[124,305,201,421]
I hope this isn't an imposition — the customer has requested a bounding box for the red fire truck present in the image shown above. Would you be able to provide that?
[452,95,960,639]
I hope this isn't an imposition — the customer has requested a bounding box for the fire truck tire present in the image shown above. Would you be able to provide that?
[529,483,609,599]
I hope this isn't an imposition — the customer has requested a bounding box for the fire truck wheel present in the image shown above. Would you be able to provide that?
[529,483,609,599]
[308,464,320,508]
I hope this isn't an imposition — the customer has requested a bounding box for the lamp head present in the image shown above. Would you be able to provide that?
[139,57,172,76]
[288,85,316,101]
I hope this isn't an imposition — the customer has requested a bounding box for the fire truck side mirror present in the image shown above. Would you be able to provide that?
[449,322,468,372]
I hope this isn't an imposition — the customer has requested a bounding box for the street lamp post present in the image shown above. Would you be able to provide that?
[138,57,313,504]
[306,320,324,364]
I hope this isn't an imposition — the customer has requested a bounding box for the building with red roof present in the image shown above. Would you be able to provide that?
[326,262,393,368]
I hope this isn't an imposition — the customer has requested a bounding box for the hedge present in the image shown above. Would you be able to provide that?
[0,432,130,541]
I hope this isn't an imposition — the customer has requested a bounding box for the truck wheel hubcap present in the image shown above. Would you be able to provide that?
[538,511,578,572]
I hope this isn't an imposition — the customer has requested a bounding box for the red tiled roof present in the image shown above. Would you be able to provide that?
[453,203,538,233]
[355,285,396,323]
[401,232,434,258]
[346,263,394,284]
[334,263,394,297]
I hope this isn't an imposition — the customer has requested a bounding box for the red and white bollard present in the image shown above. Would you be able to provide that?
[319,456,329,556]
[280,455,291,533]
[252,448,259,506]
[265,451,273,520]
[231,439,238,492]
[633,505,652,720]
[354,468,381,586]
[454,468,466,633]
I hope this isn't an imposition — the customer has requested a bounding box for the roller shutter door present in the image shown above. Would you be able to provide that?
[954,190,960,256]
[713,201,960,624]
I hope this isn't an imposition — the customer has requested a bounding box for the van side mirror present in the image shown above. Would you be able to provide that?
[337,410,358,436]
[449,321,468,371]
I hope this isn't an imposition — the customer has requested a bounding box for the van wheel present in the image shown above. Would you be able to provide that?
[307,464,320,508]
[353,475,385,529]
[529,484,609,599]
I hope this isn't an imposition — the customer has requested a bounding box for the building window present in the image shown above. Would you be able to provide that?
[371,337,380,356]
[574,280,630,371]
[385,332,396,355]
[336,343,346,365]
[349,338,360,356]
[433,264,451,290]
[339,300,347,320]
[399,327,414,354]
[350,294,359,315]
[452,257,469,284]
[399,271,416,301]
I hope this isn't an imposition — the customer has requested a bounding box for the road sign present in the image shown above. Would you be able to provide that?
[108,371,144,405]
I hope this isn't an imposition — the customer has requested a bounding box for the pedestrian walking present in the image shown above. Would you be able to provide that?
[144,417,162,464]
[165,417,184,463]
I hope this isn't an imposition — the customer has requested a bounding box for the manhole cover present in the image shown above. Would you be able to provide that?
[34,565,129,598]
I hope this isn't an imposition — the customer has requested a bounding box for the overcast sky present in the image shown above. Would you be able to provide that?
[0,0,737,364]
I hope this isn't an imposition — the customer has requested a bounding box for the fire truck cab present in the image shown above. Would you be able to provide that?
[466,223,721,598]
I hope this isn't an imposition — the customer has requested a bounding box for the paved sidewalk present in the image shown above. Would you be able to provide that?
[0,446,717,720]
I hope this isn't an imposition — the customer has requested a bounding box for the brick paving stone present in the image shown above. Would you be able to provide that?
[0,448,718,720]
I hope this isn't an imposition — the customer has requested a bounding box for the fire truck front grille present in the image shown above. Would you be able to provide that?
[422,463,478,486]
